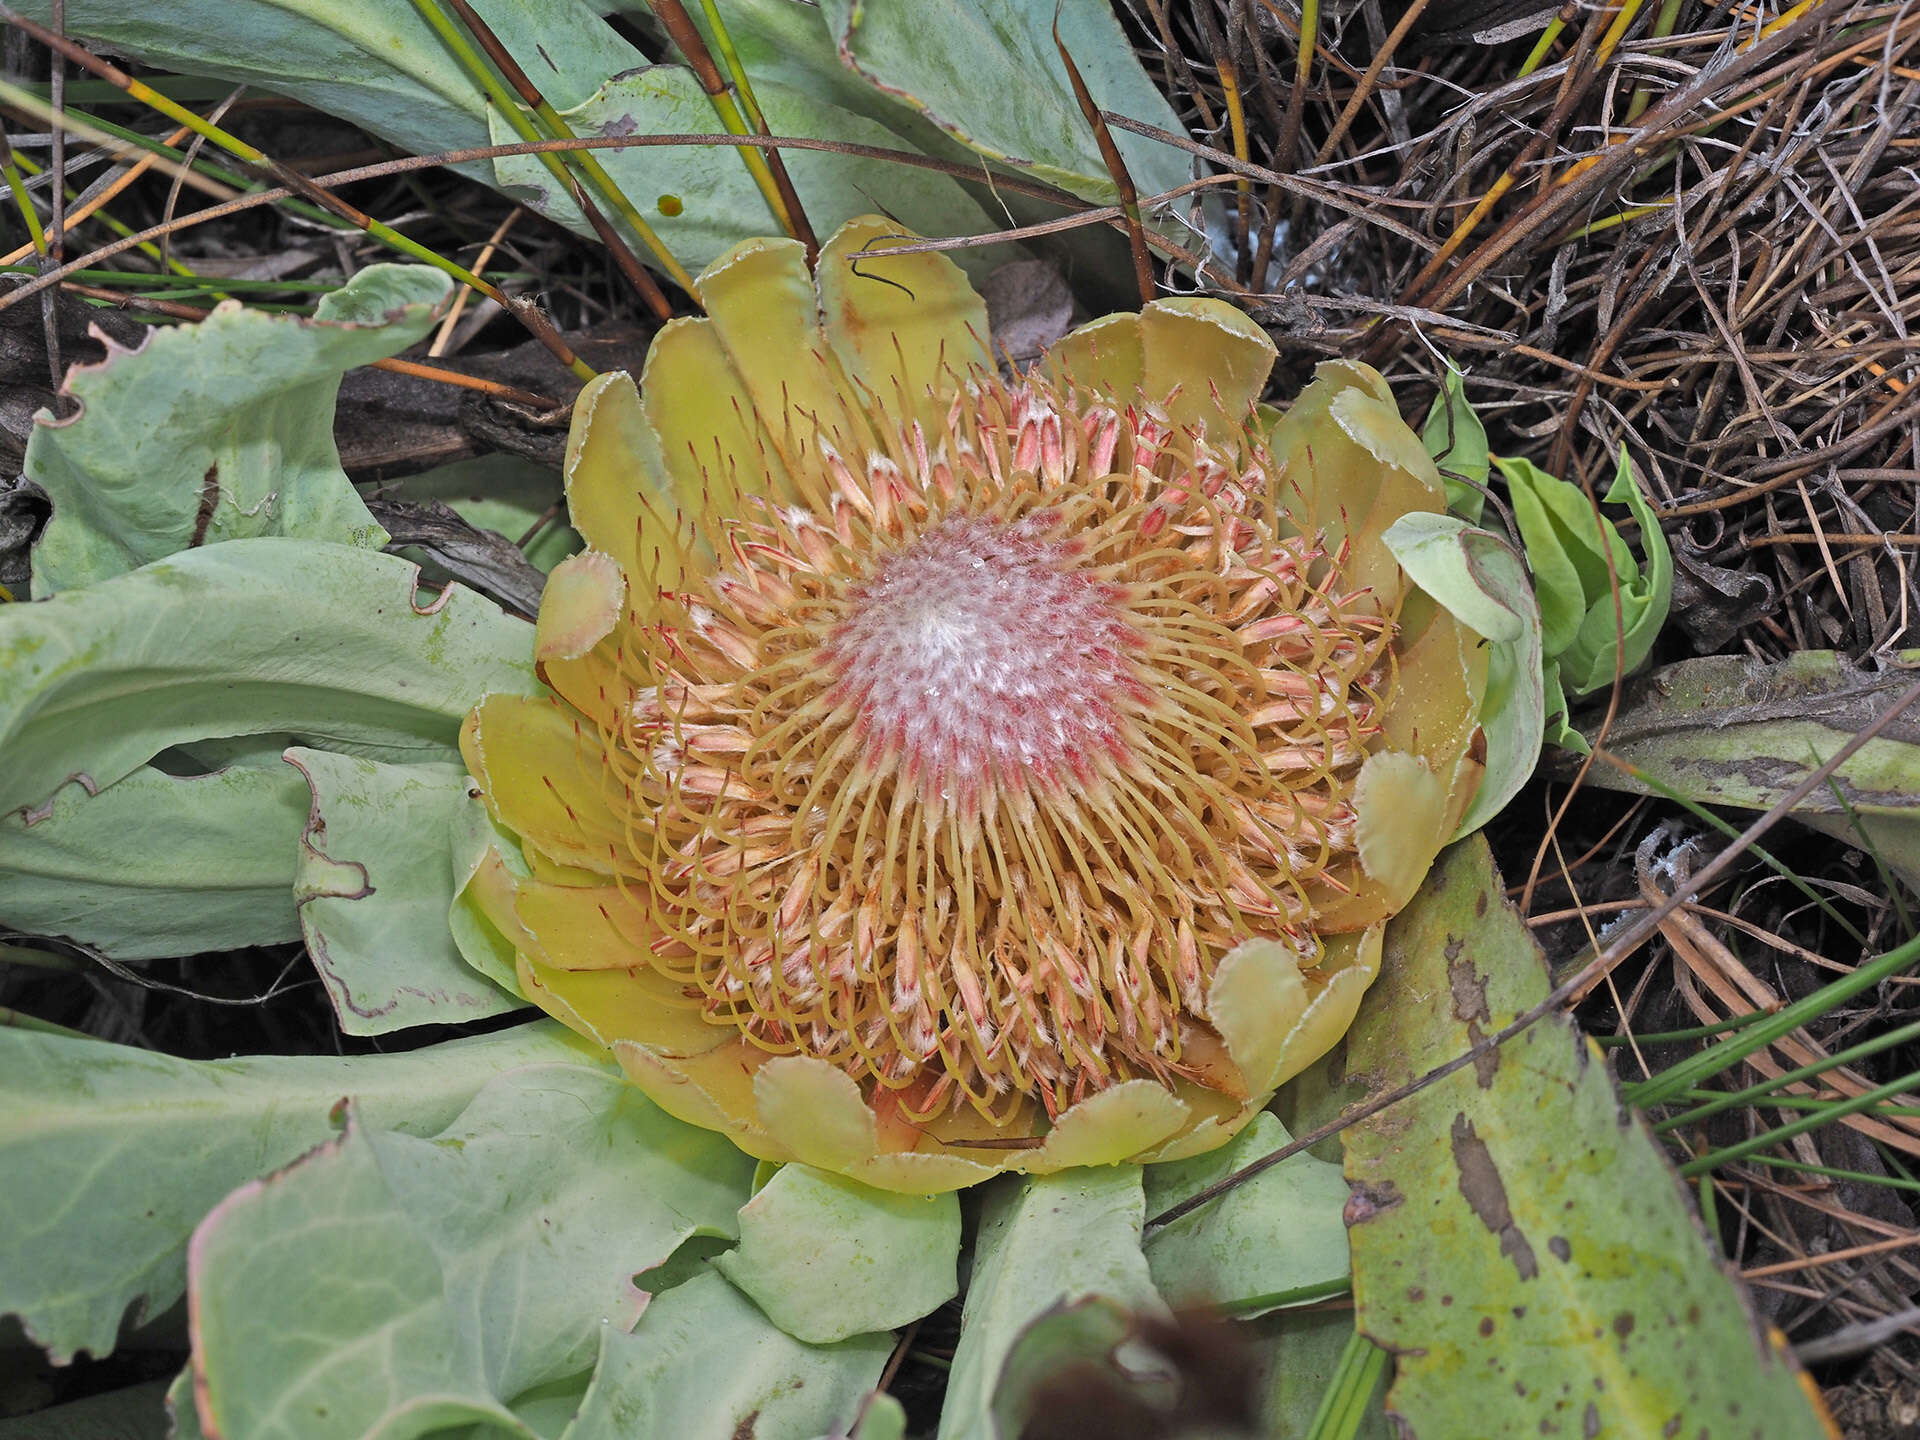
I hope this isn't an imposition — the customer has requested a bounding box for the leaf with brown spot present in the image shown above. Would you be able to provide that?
[1575,650,1920,890]
[1339,837,1833,1439]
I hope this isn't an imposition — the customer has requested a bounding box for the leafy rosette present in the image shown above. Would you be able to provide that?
[458,216,1507,1192]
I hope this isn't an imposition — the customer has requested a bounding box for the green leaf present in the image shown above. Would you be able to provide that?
[0,1019,603,1364]
[375,453,582,574]
[1340,838,1830,1438]
[1494,449,1670,699]
[816,0,1192,207]
[939,1169,1162,1440]
[0,538,538,821]
[1250,1310,1390,1440]
[488,69,1001,276]
[447,789,534,997]
[285,748,524,1034]
[1556,449,1673,696]
[1570,649,1920,889]
[26,266,449,594]
[1381,513,1545,837]
[4,0,641,189]
[1142,1112,1350,1318]
[561,1271,891,1440]
[712,1164,960,1343]
[849,1393,909,1440]
[1541,659,1584,755]
[0,759,307,958]
[1420,362,1489,524]
[187,1068,759,1439]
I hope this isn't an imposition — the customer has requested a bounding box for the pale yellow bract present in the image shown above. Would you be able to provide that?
[459,217,1486,1193]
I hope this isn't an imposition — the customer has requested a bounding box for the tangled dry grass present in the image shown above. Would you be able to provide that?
[1122,0,1920,1419]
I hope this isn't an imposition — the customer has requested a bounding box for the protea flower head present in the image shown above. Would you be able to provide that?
[459,217,1489,1192]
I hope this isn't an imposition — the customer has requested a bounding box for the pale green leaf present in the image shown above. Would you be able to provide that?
[187,1068,758,1439]
[1420,362,1489,524]
[1341,838,1829,1438]
[816,0,1192,206]
[0,759,307,958]
[560,1271,890,1440]
[847,1393,909,1440]
[447,790,533,997]
[713,1164,959,1344]
[1142,1112,1350,1318]
[1382,513,1545,837]
[0,537,539,821]
[939,1169,1162,1440]
[489,69,1000,276]
[26,265,449,594]
[284,748,523,1034]
[0,1020,604,1364]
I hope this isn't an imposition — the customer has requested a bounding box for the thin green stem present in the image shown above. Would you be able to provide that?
[1653,1019,1920,1132]
[1304,1327,1388,1440]
[0,135,48,255]
[1733,1152,1920,1193]
[1626,929,1920,1109]
[1678,1068,1920,1176]
[1592,1008,1769,1047]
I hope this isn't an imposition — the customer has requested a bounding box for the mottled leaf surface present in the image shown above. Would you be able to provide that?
[187,1068,758,1440]
[1341,839,1827,1439]
[1577,650,1920,888]
[286,748,523,1034]
[0,1021,603,1364]
[27,266,448,594]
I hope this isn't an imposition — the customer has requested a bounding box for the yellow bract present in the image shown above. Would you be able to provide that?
[459,218,1487,1193]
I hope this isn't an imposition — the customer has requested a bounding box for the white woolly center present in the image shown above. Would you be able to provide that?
[822,513,1146,803]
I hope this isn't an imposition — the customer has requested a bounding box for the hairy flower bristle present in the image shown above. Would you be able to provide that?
[590,368,1401,1126]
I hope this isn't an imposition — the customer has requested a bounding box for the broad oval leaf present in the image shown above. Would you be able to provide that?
[712,1164,960,1344]
[561,1272,891,1440]
[1341,838,1831,1439]
[3,0,640,184]
[817,0,1192,206]
[1143,1112,1351,1318]
[186,1068,758,1440]
[489,68,1001,276]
